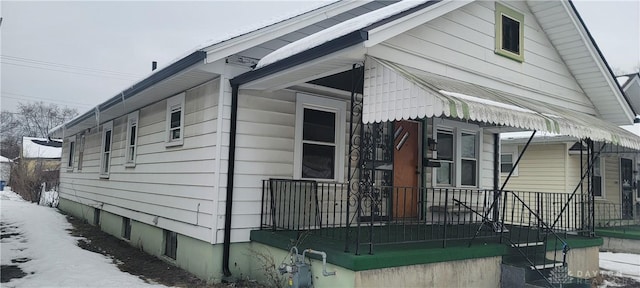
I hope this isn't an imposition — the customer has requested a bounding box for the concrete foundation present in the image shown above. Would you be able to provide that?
[601,237,640,254]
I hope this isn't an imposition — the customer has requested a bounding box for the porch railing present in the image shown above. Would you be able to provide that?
[260,179,592,255]
[594,201,639,228]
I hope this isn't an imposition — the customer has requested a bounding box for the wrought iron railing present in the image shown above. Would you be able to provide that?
[260,179,593,258]
[594,201,639,228]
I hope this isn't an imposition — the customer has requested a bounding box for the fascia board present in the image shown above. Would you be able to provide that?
[364,0,473,48]
[562,1,635,123]
[204,1,371,64]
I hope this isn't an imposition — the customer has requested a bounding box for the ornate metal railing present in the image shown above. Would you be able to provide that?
[260,179,592,256]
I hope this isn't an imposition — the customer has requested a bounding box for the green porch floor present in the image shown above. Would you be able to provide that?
[595,225,640,240]
[250,225,602,271]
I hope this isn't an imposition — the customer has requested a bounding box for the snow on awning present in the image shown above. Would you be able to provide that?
[363,56,640,150]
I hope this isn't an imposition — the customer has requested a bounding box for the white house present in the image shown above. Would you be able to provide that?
[50,1,640,287]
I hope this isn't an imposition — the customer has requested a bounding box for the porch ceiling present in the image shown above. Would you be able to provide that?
[363,56,640,150]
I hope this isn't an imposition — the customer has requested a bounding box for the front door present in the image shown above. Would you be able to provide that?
[393,121,419,218]
[621,158,634,219]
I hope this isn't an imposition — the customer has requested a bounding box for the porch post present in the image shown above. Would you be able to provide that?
[493,133,500,222]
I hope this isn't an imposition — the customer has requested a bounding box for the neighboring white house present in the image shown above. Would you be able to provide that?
[49,1,640,287]
[1,155,11,186]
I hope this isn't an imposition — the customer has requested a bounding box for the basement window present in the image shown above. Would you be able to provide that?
[122,217,131,240]
[164,230,177,260]
[495,3,524,62]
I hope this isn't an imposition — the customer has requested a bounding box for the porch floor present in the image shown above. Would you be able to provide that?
[596,225,640,240]
[250,224,601,271]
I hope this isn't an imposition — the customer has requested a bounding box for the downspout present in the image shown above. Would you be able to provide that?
[222,83,239,277]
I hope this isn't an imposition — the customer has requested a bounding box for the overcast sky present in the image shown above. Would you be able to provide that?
[1,1,639,113]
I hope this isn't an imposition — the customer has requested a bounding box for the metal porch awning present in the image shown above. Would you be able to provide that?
[362,56,640,150]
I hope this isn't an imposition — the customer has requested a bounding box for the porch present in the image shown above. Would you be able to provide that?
[251,179,600,286]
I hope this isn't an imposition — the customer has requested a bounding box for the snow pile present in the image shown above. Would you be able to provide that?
[38,188,59,207]
[0,188,165,287]
[600,252,640,280]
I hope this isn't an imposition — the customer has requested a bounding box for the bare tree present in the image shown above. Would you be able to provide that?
[0,102,77,159]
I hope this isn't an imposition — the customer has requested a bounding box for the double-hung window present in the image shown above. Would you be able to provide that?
[100,121,113,178]
[125,111,139,167]
[78,134,85,171]
[67,137,75,171]
[294,93,346,181]
[592,156,603,198]
[500,146,518,176]
[434,121,480,187]
[166,93,185,147]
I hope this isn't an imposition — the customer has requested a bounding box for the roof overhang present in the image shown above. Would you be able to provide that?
[528,1,635,125]
[49,51,217,138]
[364,56,640,150]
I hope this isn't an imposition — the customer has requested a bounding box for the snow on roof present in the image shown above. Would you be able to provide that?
[621,123,640,136]
[22,137,62,159]
[256,0,429,68]
[500,131,564,140]
[617,76,630,87]
[0,156,11,163]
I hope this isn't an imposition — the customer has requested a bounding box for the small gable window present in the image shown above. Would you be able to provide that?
[495,3,524,62]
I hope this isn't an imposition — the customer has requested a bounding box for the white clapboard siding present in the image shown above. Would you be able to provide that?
[372,1,594,114]
[59,79,219,243]
[216,88,353,242]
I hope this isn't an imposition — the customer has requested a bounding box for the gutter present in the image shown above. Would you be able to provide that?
[221,28,369,278]
[54,51,207,134]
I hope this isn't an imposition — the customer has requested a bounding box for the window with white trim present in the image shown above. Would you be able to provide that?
[495,3,524,62]
[125,111,139,166]
[294,93,346,181]
[166,93,185,147]
[100,121,113,178]
[500,145,519,176]
[67,137,75,171]
[434,121,480,187]
[593,156,603,198]
[78,133,85,171]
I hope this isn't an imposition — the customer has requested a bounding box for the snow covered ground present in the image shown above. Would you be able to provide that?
[599,251,640,287]
[0,188,165,287]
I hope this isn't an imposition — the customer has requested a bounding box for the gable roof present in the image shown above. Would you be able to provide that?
[618,73,640,113]
[237,0,634,126]
[49,1,398,139]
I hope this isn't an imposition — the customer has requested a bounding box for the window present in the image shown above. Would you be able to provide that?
[122,217,131,240]
[500,145,519,176]
[67,137,75,170]
[433,120,480,187]
[294,93,346,181]
[495,3,524,62]
[164,230,177,260]
[166,93,185,147]
[78,134,85,171]
[125,111,139,166]
[593,156,603,198]
[100,121,113,178]
[436,129,454,185]
[501,153,514,173]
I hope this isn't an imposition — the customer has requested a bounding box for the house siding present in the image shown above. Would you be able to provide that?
[369,1,595,114]
[501,143,567,193]
[216,89,353,243]
[59,79,219,243]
